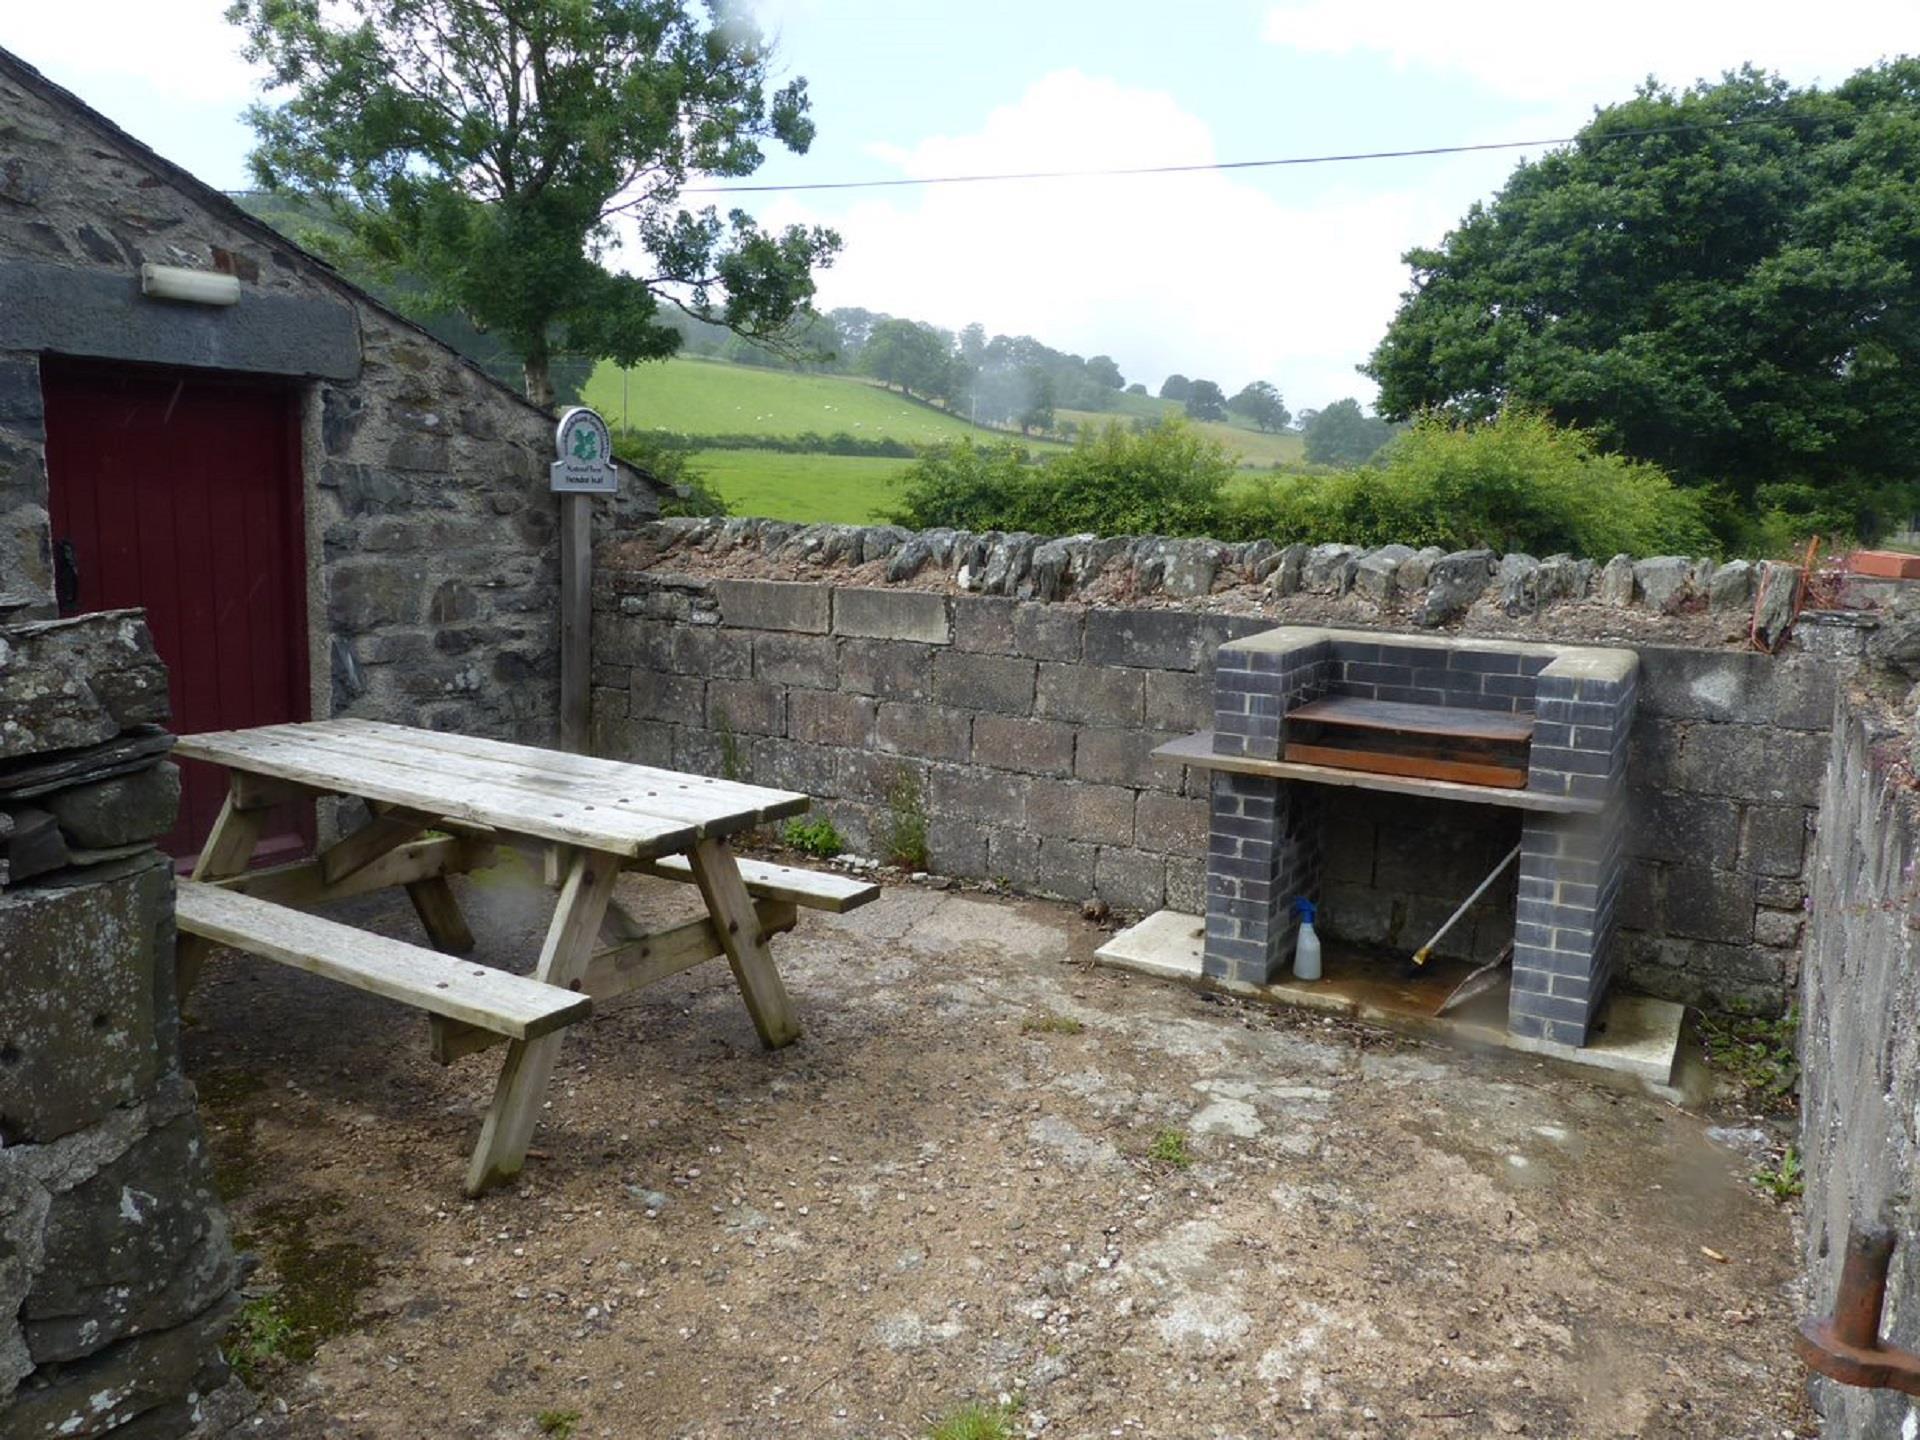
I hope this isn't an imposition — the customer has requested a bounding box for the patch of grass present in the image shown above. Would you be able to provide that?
[585,355,1004,444]
[688,449,915,524]
[224,1295,297,1388]
[537,1410,582,1439]
[1148,1127,1194,1170]
[1755,1144,1806,1201]
[927,1402,1019,1440]
[783,815,846,858]
[880,769,929,870]
[1020,1012,1085,1036]
[1701,1005,1800,1109]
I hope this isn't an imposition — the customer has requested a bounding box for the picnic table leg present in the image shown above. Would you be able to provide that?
[176,786,269,1001]
[323,804,477,954]
[464,846,619,1196]
[405,876,476,954]
[687,837,801,1050]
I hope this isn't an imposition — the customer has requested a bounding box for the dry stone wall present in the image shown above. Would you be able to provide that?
[607,516,1806,643]
[596,520,1845,1015]
[0,610,242,1439]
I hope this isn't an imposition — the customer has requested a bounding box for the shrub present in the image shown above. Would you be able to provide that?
[611,430,727,517]
[893,410,1714,559]
[879,770,928,870]
[1225,410,1713,557]
[783,815,845,858]
[892,419,1235,536]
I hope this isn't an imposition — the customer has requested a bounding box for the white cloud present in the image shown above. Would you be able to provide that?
[752,70,1510,410]
[2,1,263,105]
[1263,0,1907,109]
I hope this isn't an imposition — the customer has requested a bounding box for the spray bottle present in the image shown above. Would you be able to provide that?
[1292,897,1322,982]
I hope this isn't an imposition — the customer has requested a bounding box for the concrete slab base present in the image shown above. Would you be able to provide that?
[1096,909,1685,1090]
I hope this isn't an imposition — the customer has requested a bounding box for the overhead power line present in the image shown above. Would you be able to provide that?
[682,115,1804,195]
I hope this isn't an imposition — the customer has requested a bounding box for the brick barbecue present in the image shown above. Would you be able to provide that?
[1178,626,1638,1047]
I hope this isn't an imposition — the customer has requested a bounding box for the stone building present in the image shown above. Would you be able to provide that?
[0,47,658,855]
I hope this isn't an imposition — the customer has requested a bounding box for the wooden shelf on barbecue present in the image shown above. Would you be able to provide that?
[1285,695,1534,744]
[1152,730,1605,814]
[1283,695,1533,790]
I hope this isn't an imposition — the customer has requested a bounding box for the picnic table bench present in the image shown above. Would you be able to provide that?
[170,718,877,1195]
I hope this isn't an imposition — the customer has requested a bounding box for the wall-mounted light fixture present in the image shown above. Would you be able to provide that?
[139,263,240,307]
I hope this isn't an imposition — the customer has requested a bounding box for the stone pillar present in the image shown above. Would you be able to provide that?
[1512,651,1638,1045]
[1204,630,1329,984]
[0,610,243,1438]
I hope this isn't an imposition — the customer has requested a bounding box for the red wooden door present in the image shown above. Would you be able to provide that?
[41,359,311,861]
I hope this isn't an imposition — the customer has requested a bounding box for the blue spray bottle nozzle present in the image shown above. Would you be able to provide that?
[1293,897,1316,925]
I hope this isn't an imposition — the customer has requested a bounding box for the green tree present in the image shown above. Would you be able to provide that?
[1227,380,1290,432]
[229,0,840,406]
[1184,378,1227,421]
[1366,60,1920,506]
[1085,354,1125,389]
[860,318,953,397]
[1303,398,1394,466]
[1158,374,1193,402]
[1016,366,1056,435]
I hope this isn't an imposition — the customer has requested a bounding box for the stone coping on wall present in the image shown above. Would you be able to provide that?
[605,517,1816,651]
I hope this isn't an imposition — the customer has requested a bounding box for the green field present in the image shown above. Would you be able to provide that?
[586,354,1306,524]
[688,450,911,524]
[585,355,1017,444]
[1055,408,1306,468]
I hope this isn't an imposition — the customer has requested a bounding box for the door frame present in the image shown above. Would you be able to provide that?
[38,354,316,858]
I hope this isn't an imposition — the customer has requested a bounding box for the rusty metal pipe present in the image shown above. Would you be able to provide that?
[1797,1223,1920,1396]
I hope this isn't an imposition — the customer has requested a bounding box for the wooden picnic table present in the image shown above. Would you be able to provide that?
[170,719,875,1196]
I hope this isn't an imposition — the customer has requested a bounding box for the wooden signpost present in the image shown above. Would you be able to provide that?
[551,406,618,754]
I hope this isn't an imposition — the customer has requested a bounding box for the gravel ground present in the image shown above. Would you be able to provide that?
[186,858,1808,1440]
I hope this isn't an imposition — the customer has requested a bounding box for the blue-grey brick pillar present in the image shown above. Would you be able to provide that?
[1204,629,1330,984]
[1513,651,1638,1045]
[1203,773,1326,984]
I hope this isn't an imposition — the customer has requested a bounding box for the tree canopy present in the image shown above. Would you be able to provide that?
[1303,398,1395,466]
[1183,379,1227,421]
[1227,380,1290,432]
[1366,60,1920,505]
[230,0,840,405]
[859,318,954,398]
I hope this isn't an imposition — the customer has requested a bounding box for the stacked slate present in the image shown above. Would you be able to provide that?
[0,609,177,885]
[0,610,244,1439]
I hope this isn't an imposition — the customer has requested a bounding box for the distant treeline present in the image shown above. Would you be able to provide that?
[658,306,1327,444]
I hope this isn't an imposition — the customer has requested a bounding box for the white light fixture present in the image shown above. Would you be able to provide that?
[139,263,240,307]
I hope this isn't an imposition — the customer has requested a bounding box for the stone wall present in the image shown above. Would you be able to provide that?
[595,523,1842,1015]
[0,51,658,746]
[1798,690,1920,1437]
[0,610,242,1438]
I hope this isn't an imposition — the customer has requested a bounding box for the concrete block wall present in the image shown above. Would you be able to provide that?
[596,566,1837,1016]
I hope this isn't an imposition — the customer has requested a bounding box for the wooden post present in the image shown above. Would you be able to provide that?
[559,490,591,754]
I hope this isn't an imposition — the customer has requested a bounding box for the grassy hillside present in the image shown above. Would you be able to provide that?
[585,356,1012,444]
[1056,408,1306,468]
[688,450,910,524]
[586,354,1304,524]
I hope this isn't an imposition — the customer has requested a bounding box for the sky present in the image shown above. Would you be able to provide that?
[0,1,1909,412]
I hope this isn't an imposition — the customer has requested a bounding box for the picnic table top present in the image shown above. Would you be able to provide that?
[173,718,811,858]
